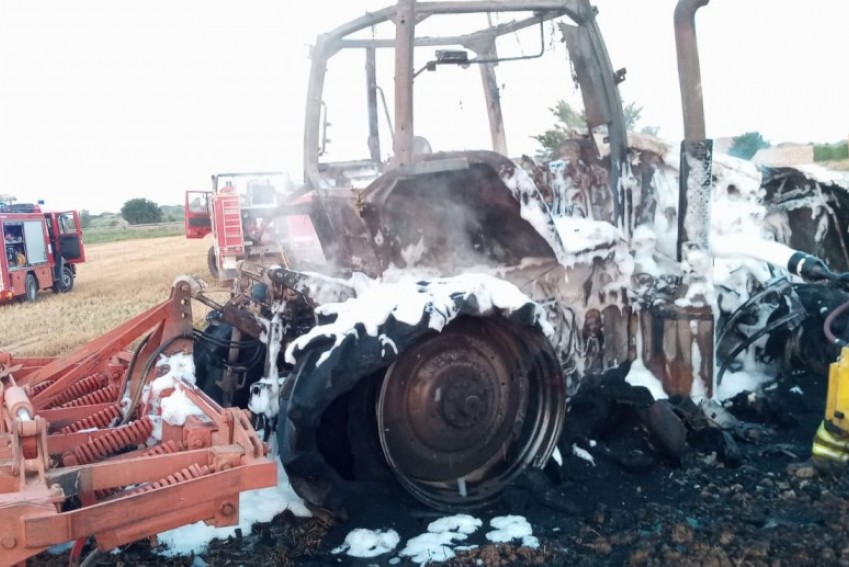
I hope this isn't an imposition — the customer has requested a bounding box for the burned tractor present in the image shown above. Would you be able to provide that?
[190,0,849,514]
[5,1,849,562]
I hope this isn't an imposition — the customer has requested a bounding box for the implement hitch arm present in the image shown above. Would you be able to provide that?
[0,279,276,566]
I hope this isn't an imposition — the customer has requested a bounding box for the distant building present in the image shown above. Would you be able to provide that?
[752,143,814,167]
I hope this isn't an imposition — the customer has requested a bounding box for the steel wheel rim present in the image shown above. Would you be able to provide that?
[376,316,565,510]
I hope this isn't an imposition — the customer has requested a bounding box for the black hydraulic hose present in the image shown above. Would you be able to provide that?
[222,342,265,371]
[192,329,265,370]
[121,332,152,401]
[787,252,837,282]
[191,329,261,349]
[824,298,849,348]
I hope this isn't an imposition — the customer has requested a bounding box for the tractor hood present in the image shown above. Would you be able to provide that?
[313,150,627,280]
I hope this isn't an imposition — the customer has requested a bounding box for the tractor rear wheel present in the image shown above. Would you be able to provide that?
[375,316,565,510]
[24,274,38,302]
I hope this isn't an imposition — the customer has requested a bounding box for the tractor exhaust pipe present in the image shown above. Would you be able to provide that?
[674,0,714,397]
[674,0,712,262]
[675,0,709,142]
[644,0,715,399]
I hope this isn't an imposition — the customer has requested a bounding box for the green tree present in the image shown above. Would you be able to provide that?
[159,204,185,222]
[534,99,660,159]
[623,101,660,136]
[80,209,92,229]
[551,99,586,130]
[532,100,587,160]
[729,131,770,160]
[120,198,162,225]
[814,142,849,162]
[623,101,642,131]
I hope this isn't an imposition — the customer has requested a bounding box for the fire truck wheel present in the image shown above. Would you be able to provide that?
[24,274,38,302]
[53,265,74,293]
[207,246,220,280]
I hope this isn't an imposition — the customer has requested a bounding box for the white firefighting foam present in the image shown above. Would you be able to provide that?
[281,147,799,404]
[142,352,202,442]
[284,273,553,368]
[156,454,311,557]
[330,513,540,565]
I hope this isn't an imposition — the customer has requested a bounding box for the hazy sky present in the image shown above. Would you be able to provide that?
[1,1,846,214]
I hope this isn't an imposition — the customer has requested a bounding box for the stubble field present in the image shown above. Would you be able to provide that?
[0,236,229,357]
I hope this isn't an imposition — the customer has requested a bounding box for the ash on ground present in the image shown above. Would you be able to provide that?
[31,365,849,567]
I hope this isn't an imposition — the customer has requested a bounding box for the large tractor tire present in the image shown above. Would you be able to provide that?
[280,315,566,512]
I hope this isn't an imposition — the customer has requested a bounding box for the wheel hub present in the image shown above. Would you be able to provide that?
[383,341,520,480]
[376,316,565,510]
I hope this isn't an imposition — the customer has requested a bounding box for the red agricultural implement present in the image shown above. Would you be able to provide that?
[0,280,276,566]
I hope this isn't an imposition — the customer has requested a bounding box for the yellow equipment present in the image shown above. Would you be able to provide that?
[812,346,849,473]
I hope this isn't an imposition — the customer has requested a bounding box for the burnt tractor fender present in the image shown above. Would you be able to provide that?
[277,285,566,513]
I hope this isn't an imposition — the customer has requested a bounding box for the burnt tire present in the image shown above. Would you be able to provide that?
[278,307,562,514]
[374,316,566,510]
[207,246,220,280]
[53,265,74,293]
[24,274,38,302]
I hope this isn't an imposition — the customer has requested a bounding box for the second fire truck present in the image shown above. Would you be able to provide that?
[0,204,86,303]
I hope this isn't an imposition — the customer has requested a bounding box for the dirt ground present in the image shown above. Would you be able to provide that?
[28,362,849,567]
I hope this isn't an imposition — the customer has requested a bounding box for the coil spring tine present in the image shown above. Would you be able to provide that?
[63,417,153,466]
[59,385,120,409]
[58,403,123,434]
[141,439,185,456]
[29,379,54,396]
[126,463,212,497]
[43,374,107,408]
[93,440,188,500]
[94,486,120,501]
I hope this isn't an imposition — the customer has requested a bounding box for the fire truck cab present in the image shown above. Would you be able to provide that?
[0,207,85,303]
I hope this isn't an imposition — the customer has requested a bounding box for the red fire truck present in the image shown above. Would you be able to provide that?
[185,172,323,281]
[0,205,86,303]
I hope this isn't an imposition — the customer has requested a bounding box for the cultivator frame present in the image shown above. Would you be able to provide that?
[0,280,276,566]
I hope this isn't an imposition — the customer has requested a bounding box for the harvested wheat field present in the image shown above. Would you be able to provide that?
[0,235,230,357]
